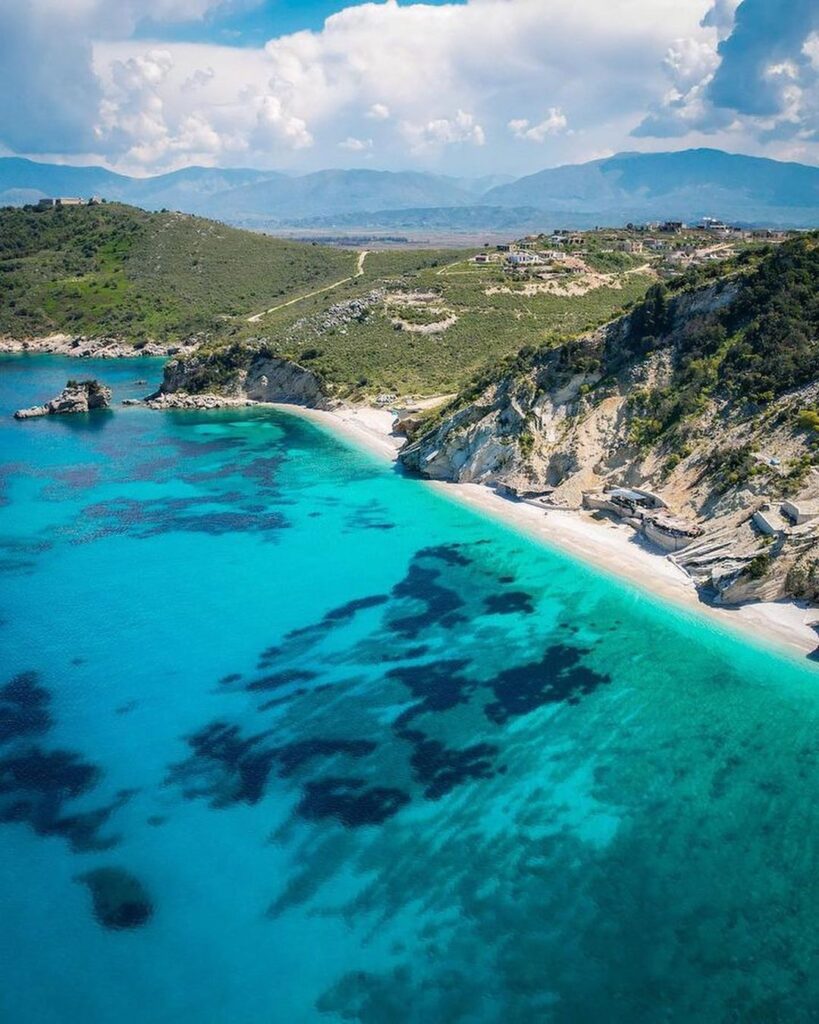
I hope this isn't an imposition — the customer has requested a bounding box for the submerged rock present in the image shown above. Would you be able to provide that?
[76,867,153,930]
[14,380,112,420]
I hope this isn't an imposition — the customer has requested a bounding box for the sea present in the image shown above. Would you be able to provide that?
[2,355,819,1024]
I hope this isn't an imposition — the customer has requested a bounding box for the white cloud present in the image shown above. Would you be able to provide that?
[805,32,819,70]
[339,136,373,152]
[6,0,819,173]
[82,0,721,171]
[182,67,215,92]
[508,108,568,142]
[402,110,485,150]
[253,95,313,150]
[701,0,741,41]
[635,0,819,160]
[0,0,245,155]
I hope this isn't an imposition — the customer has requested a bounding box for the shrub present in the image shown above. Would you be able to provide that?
[707,443,756,491]
[786,560,819,601]
[518,431,535,458]
[746,554,771,580]
[797,409,819,432]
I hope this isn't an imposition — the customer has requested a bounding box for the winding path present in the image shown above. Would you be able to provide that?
[247,250,369,323]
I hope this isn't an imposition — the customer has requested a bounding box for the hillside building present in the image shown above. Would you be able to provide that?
[37,197,86,210]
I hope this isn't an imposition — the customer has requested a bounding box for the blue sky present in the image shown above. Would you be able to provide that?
[1,1,817,176]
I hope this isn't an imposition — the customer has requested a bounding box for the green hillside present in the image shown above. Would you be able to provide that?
[0,203,658,396]
[0,203,355,342]
[220,248,654,396]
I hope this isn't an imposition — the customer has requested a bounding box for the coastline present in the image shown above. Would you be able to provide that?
[280,401,819,661]
[5,333,816,659]
[0,335,187,359]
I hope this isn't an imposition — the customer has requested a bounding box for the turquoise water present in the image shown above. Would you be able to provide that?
[2,356,819,1023]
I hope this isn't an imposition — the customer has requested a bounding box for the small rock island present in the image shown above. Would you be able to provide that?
[14,379,112,420]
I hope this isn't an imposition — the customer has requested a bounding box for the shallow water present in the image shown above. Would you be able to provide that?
[2,355,819,1023]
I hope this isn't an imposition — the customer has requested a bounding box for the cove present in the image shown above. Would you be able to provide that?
[1,355,819,1023]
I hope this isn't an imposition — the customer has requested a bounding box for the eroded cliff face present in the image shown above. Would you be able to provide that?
[157,349,329,409]
[400,281,819,607]
[402,284,736,492]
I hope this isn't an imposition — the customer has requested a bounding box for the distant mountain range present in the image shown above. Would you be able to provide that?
[2,149,818,229]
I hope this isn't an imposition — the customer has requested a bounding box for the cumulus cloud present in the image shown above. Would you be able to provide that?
[367,103,390,121]
[636,0,819,155]
[4,0,819,173]
[88,0,708,171]
[0,0,234,155]
[402,110,485,150]
[701,0,742,40]
[253,95,313,150]
[508,108,568,142]
[708,0,819,118]
[182,67,215,92]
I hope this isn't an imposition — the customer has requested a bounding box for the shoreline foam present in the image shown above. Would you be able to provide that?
[279,401,819,661]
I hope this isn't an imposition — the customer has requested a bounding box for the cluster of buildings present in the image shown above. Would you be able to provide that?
[474,234,586,271]
[472,217,797,277]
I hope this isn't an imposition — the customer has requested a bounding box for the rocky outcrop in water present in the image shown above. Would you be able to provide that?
[145,393,253,411]
[76,867,153,930]
[14,379,112,419]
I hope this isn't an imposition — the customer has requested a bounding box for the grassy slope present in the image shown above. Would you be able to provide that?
[0,204,657,395]
[0,204,355,342]
[232,250,654,396]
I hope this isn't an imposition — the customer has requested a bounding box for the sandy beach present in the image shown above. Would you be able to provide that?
[274,402,819,661]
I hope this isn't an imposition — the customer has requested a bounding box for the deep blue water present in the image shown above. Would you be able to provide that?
[2,356,819,1023]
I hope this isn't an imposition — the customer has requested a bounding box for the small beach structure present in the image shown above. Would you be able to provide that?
[583,487,701,552]
[642,512,704,553]
[584,487,666,516]
[752,504,790,538]
[496,479,554,504]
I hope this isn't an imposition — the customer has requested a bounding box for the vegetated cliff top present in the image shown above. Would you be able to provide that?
[425,232,819,424]
[0,202,355,342]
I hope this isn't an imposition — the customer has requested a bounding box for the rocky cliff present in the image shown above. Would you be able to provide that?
[401,239,819,607]
[155,344,330,409]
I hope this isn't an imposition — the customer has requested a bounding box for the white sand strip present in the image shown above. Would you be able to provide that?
[275,402,819,660]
